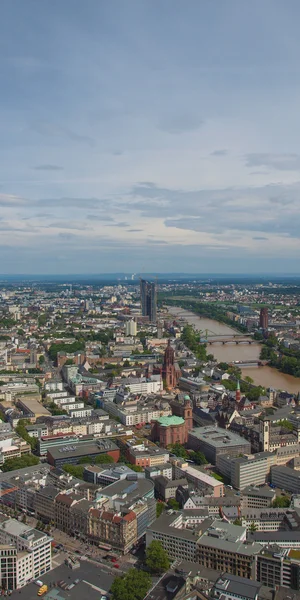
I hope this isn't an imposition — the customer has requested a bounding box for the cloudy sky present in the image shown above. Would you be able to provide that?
[1,0,300,274]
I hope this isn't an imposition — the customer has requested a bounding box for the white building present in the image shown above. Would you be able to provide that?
[125,320,137,336]
[0,519,52,587]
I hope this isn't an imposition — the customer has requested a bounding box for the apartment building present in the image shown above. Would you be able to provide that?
[101,395,170,426]
[0,519,52,582]
[0,435,31,465]
[196,520,262,579]
[34,485,58,522]
[154,476,188,501]
[249,531,300,549]
[172,459,224,497]
[119,436,169,467]
[89,508,137,553]
[240,508,300,532]
[256,546,300,590]
[241,486,276,509]
[146,511,199,562]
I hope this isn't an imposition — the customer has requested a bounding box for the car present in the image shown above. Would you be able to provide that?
[111,557,117,563]
[113,564,120,569]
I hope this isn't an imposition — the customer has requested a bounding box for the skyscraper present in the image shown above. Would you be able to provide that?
[259,307,268,329]
[140,279,157,322]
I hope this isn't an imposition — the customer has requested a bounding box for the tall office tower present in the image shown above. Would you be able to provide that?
[259,307,268,329]
[140,279,157,322]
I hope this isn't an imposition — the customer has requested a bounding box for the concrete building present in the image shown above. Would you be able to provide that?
[140,279,157,323]
[172,459,224,497]
[211,573,262,600]
[125,320,137,337]
[188,427,251,464]
[196,519,261,579]
[271,465,300,494]
[89,507,137,553]
[0,518,52,583]
[119,436,169,467]
[154,476,188,501]
[47,439,120,467]
[256,546,300,590]
[241,486,276,509]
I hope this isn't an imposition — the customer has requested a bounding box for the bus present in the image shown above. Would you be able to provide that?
[98,543,112,552]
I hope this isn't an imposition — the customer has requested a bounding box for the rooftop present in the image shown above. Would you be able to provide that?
[156,415,185,427]
[189,426,250,448]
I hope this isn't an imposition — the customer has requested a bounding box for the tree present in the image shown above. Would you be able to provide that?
[244,375,254,384]
[190,451,208,465]
[146,540,170,573]
[156,502,165,518]
[94,454,115,464]
[233,518,242,526]
[249,522,257,532]
[62,464,85,479]
[38,355,45,365]
[167,443,189,460]
[167,499,180,510]
[272,496,290,508]
[110,568,151,600]
[2,454,39,472]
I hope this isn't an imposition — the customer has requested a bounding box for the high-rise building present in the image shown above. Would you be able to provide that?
[259,307,268,329]
[125,319,137,336]
[140,279,157,322]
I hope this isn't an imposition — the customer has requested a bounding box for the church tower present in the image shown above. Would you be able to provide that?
[236,380,241,404]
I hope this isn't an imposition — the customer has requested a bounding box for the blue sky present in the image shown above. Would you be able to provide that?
[1,0,300,274]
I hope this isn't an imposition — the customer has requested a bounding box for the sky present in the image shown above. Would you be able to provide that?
[1,0,300,274]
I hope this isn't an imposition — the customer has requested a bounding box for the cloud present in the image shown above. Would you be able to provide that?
[158,114,203,134]
[31,121,95,146]
[33,164,64,171]
[129,181,300,239]
[127,229,143,232]
[211,149,228,156]
[245,153,300,171]
[253,236,268,240]
[86,214,114,222]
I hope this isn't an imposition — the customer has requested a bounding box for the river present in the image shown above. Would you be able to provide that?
[168,306,300,394]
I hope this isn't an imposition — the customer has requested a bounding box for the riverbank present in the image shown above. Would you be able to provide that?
[168,305,300,393]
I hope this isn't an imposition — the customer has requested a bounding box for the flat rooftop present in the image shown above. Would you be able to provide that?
[189,426,250,448]
[9,560,115,600]
[48,439,118,460]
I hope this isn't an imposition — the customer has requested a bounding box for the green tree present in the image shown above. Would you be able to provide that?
[62,464,85,479]
[233,518,242,526]
[2,454,39,472]
[110,568,151,600]
[190,451,208,465]
[38,355,45,365]
[156,502,165,518]
[167,443,189,459]
[272,496,290,508]
[244,375,254,384]
[15,419,38,451]
[146,540,170,574]
[249,522,257,532]
[167,499,180,510]
[94,454,115,464]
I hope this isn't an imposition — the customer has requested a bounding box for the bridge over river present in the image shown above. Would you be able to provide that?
[200,334,254,345]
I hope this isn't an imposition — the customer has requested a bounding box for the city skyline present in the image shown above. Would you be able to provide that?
[1,1,300,273]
